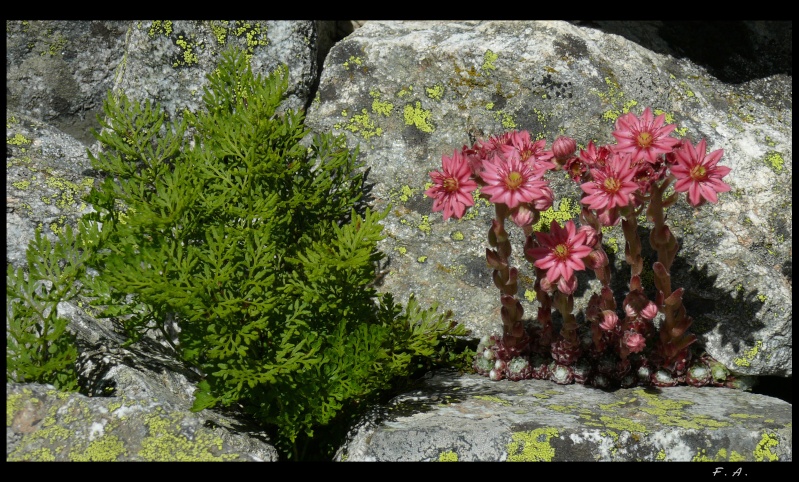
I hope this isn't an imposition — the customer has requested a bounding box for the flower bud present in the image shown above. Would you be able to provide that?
[599,310,618,331]
[532,186,554,211]
[539,276,555,294]
[624,303,637,318]
[584,248,608,270]
[552,136,577,162]
[489,369,503,381]
[641,301,658,320]
[624,331,647,353]
[557,275,578,295]
[578,225,600,248]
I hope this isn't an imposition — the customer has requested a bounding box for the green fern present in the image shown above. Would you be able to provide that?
[81,46,469,460]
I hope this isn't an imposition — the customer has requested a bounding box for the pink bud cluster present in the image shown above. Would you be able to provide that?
[426,108,739,389]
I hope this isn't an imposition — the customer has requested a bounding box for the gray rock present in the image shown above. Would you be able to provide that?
[6,109,95,269]
[7,382,277,461]
[5,299,279,461]
[6,20,324,147]
[305,20,792,378]
[336,369,792,461]
[5,19,792,461]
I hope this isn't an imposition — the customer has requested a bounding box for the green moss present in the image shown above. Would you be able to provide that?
[656,449,667,460]
[12,180,30,190]
[753,432,779,461]
[485,102,494,110]
[450,231,464,241]
[524,289,536,302]
[507,428,559,461]
[395,246,407,255]
[734,340,763,368]
[417,256,427,263]
[438,450,458,461]
[403,101,435,133]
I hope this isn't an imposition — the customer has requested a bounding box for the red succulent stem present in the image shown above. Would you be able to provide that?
[488,203,527,350]
[646,176,680,272]
[553,291,578,346]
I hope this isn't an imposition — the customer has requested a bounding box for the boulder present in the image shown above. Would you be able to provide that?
[304,20,792,378]
[336,368,791,461]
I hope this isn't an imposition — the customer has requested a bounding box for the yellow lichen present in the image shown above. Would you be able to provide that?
[403,101,435,133]
[764,152,784,173]
[734,340,762,368]
[7,133,32,146]
[370,91,394,116]
[70,435,128,461]
[753,432,779,461]
[482,50,498,73]
[474,395,511,406]
[438,450,458,461]
[426,84,444,101]
[507,428,558,461]
[532,198,581,232]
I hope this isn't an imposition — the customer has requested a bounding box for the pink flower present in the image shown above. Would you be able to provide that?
[425,149,478,220]
[624,331,647,353]
[498,130,555,175]
[526,220,593,284]
[480,154,550,209]
[670,139,730,207]
[580,153,639,211]
[612,107,681,164]
[579,141,612,169]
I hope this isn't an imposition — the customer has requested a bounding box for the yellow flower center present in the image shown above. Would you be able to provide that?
[603,177,621,193]
[637,131,653,148]
[519,149,533,161]
[506,171,524,190]
[443,177,459,192]
[690,165,707,181]
[554,244,569,259]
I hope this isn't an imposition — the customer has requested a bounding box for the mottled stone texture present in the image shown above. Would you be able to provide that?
[6,20,791,461]
[305,20,791,378]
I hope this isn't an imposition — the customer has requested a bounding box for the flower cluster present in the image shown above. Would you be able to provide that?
[426,108,742,389]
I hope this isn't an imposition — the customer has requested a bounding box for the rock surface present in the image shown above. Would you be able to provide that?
[335,369,792,461]
[6,20,792,461]
[7,381,278,461]
[304,20,792,378]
